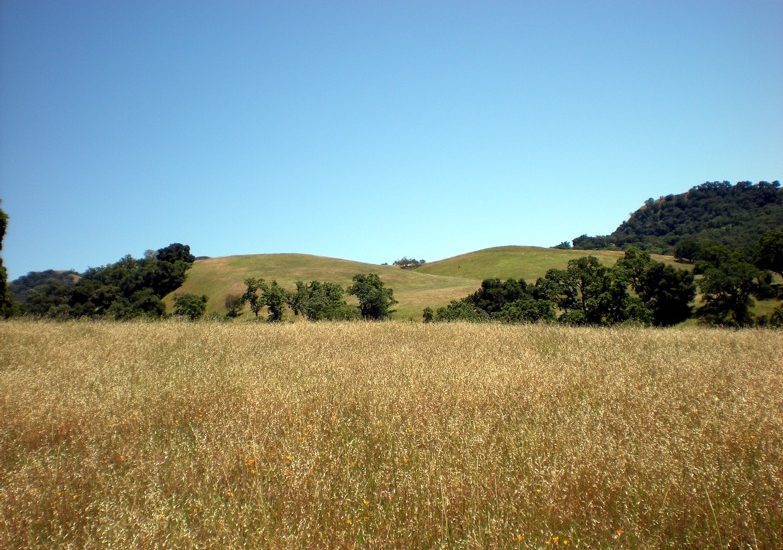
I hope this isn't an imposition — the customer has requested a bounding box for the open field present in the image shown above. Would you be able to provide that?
[1,320,781,548]
[164,247,690,319]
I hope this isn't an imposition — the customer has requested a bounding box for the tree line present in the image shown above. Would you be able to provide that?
[2,197,779,326]
[7,243,196,319]
[0,202,11,317]
[177,273,399,322]
[425,241,783,328]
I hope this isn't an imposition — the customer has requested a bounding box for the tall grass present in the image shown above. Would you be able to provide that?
[1,320,781,548]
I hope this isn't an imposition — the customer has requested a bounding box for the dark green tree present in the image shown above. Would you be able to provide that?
[128,288,165,318]
[674,237,701,263]
[697,258,759,327]
[542,257,633,325]
[464,278,528,315]
[288,280,355,321]
[536,269,578,315]
[617,248,695,326]
[496,298,555,323]
[637,263,695,326]
[755,229,783,278]
[241,278,288,321]
[224,293,243,318]
[435,300,489,322]
[156,243,195,264]
[173,293,208,320]
[348,273,397,320]
[769,305,783,328]
[422,307,434,323]
[616,248,652,291]
[693,242,733,274]
[241,278,265,319]
[8,243,195,319]
[262,281,287,322]
[287,281,307,317]
[0,202,12,317]
[19,279,73,317]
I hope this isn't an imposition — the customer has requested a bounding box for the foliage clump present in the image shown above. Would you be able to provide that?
[392,257,426,269]
[241,278,287,322]
[173,293,208,320]
[288,280,357,321]
[9,243,196,319]
[348,273,397,320]
[0,202,13,317]
[429,250,696,327]
[573,181,782,254]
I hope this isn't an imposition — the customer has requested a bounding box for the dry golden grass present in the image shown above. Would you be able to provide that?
[1,320,781,548]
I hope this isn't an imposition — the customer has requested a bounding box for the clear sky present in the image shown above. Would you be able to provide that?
[1,0,781,280]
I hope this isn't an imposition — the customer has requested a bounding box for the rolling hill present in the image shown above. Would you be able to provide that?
[573,181,783,253]
[416,245,685,280]
[166,246,689,319]
[165,253,479,320]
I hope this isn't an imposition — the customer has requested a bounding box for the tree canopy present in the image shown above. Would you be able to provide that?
[0,202,13,317]
[429,252,696,327]
[288,280,357,321]
[573,181,782,254]
[9,243,196,319]
[173,293,208,320]
[348,273,397,320]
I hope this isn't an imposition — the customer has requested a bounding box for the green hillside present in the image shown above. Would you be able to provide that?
[167,247,689,320]
[417,245,686,280]
[165,253,480,320]
[573,181,783,253]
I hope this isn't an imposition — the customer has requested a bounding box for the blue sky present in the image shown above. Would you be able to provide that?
[1,0,781,280]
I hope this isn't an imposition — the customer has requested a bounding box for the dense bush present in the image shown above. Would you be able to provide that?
[173,293,208,320]
[288,280,358,321]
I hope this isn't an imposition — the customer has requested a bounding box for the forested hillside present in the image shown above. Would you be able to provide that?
[8,244,196,319]
[573,181,782,253]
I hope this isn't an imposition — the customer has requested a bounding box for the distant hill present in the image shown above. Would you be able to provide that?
[166,247,685,319]
[164,253,480,320]
[9,269,79,303]
[573,181,782,253]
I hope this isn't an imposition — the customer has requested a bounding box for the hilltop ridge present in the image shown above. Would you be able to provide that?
[166,246,683,319]
[573,181,782,253]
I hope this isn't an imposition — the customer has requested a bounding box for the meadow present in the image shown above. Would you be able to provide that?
[1,320,781,548]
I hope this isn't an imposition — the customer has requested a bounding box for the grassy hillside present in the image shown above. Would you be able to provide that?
[165,253,480,320]
[2,320,781,547]
[416,245,686,281]
[166,247,690,319]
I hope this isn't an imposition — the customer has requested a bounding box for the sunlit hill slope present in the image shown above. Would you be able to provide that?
[166,246,686,319]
